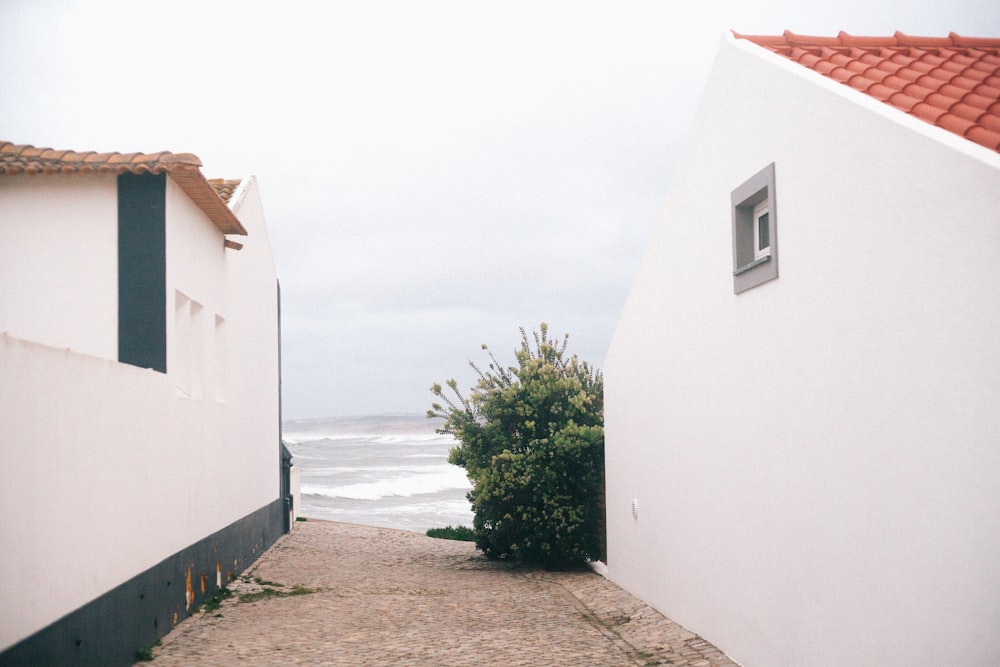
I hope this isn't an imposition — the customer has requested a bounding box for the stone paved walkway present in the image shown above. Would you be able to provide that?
[141,519,738,666]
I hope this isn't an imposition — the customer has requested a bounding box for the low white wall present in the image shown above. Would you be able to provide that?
[605,35,1000,667]
[0,336,200,648]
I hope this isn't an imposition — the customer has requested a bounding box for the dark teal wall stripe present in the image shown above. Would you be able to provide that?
[0,499,286,667]
[117,173,167,373]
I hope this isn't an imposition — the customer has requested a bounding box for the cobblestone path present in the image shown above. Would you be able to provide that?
[141,520,737,666]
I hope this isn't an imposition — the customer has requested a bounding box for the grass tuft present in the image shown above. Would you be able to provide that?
[426,525,476,541]
[238,583,317,604]
[201,587,232,614]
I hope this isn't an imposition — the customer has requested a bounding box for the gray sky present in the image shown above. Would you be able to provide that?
[2,1,997,418]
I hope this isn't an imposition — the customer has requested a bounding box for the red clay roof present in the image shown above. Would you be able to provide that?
[733,31,1000,153]
[0,141,247,235]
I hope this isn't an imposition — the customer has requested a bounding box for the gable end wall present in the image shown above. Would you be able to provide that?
[605,34,1000,667]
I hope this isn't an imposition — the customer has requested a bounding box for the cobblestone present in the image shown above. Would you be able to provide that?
[142,519,738,666]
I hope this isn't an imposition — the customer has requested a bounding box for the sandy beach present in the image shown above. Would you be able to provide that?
[140,519,734,666]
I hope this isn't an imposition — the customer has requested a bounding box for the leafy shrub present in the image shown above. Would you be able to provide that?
[429,323,604,569]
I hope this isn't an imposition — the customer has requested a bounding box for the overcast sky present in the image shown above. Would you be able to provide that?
[2,1,997,418]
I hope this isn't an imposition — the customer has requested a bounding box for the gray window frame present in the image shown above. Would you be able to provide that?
[731,163,778,294]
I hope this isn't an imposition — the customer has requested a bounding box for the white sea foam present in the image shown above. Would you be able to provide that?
[304,464,445,476]
[286,414,472,530]
[302,466,470,501]
[286,432,455,445]
[283,414,454,445]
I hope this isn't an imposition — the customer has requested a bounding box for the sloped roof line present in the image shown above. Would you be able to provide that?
[0,141,247,235]
[733,31,1000,154]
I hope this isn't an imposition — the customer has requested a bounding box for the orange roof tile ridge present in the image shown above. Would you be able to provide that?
[0,142,203,171]
[1,141,247,234]
[734,30,1000,51]
[950,32,1000,48]
[730,32,1000,153]
[730,30,789,47]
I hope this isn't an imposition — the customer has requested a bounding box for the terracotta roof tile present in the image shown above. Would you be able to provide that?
[883,56,910,71]
[892,68,921,83]
[949,75,979,91]
[939,83,970,100]
[967,126,1000,150]
[882,74,910,89]
[209,178,242,204]
[948,101,981,122]
[909,60,935,76]
[977,83,1000,98]
[964,92,997,110]
[845,59,869,75]
[813,60,837,76]
[911,102,948,124]
[979,112,1000,133]
[867,83,896,101]
[930,93,964,113]
[888,91,922,111]
[829,51,852,67]
[830,66,854,84]
[862,67,892,83]
[733,30,1000,153]
[940,60,967,76]
[791,48,822,68]
[902,82,938,99]
[917,74,949,89]
[0,142,246,235]
[857,51,883,67]
[938,112,977,135]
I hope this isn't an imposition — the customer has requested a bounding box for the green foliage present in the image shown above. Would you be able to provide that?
[201,586,232,613]
[426,525,477,541]
[428,323,604,569]
[237,583,316,604]
[135,641,160,662]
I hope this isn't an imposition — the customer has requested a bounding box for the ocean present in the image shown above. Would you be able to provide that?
[282,414,474,533]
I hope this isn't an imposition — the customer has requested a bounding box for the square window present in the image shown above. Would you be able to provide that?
[732,163,778,294]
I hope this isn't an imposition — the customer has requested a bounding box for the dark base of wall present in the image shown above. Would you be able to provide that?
[0,499,286,667]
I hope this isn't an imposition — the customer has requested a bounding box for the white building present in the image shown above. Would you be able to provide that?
[605,32,1000,667]
[0,142,291,666]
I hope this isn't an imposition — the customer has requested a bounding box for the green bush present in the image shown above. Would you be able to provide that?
[429,323,604,569]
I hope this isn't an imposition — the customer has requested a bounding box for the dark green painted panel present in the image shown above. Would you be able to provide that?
[118,173,166,373]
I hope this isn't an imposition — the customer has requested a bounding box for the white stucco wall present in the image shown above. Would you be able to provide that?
[605,35,1000,667]
[0,173,281,650]
[219,176,281,515]
[0,173,118,360]
[163,176,279,529]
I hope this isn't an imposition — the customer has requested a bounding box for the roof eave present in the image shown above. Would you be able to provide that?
[0,142,249,236]
[170,167,248,235]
